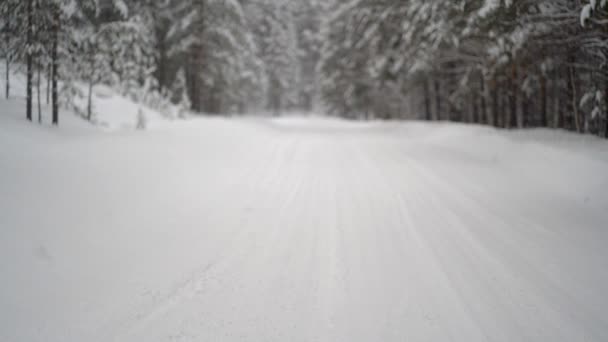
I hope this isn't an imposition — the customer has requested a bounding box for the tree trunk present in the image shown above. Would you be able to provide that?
[491,76,498,127]
[522,97,529,128]
[51,7,59,126]
[471,92,479,124]
[423,78,431,121]
[505,78,511,128]
[448,103,454,122]
[37,63,41,123]
[556,92,563,130]
[502,84,509,128]
[434,79,441,121]
[605,76,608,138]
[479,73,487,125]
[554,68,562,129]
[509,63,517,129]
[156,28,167,93]
[87,81,94,121]
[4,41,9,99]
[538,73,547,127]
[26,0,33,121]
[46,62,51,105]
[568,62,581,133]
[192,75,199,112]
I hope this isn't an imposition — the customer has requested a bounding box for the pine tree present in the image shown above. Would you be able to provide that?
[314,0,608,137]
[248,0,300,115]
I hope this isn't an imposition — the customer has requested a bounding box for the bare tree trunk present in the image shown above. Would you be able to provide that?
[605,76,608,138]
[4,41,9,99]
[26,0,33,121]
[568,62,581,133]
[491,76,498,127]
[540,73,547,127]
[46,62,51,105]
[502,84,509,129]
[554,67,562,129]
[479,73,487,125]
[556,93,563,130]
[189,44,205,113]
[506,77,512,128]
[191,75,199,112]
[37,63,41,123]
[434,79,441,120]
[449,102,456,122]
[51,8,59,126]
[522,96,529,128]
[87,81,94,121]
[520,67,528,127]
[423,78,431,121]
[156,28,167,93]
[509,63,517,129]
[471,92,479,124]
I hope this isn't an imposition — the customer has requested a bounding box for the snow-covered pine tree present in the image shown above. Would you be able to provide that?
[318,0,378,118]
[292,0,324,111]
[248,0,300,115]
[135,0,176,93]
[165,0,263,114]
[65,0,154,121]
[314,0,607,137]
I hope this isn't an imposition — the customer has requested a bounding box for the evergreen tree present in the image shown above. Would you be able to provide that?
[248,0,300,115]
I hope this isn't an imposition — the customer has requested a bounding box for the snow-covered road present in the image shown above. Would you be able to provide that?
[1,114,608,341]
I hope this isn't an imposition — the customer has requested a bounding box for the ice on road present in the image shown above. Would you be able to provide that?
[1,115,608,341]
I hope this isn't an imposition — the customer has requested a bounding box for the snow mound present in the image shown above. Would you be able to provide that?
[0,60,179,131]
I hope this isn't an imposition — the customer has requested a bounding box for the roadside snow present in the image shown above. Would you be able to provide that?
[1,74,608,341]
[0,61,174,131]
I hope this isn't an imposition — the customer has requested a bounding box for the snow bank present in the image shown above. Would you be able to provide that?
[0,60,178,131]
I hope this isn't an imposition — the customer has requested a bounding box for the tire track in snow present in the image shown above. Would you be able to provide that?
[379,141,608,341]
[96,121,608,342]
[105,135,305,342]
[347,139,487,341]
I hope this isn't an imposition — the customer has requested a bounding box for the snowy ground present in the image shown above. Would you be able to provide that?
[2,83,608,340]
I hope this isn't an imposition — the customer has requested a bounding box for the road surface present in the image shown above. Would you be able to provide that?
[1,116,608,341]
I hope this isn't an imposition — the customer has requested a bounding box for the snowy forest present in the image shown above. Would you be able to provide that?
[3,1,608,341]
[2,0,608,137]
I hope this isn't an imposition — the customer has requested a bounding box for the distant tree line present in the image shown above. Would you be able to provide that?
[4,0,607,139]
[318,0,608,138]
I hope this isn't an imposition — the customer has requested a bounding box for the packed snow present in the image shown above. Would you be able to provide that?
[1,80,608,341]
